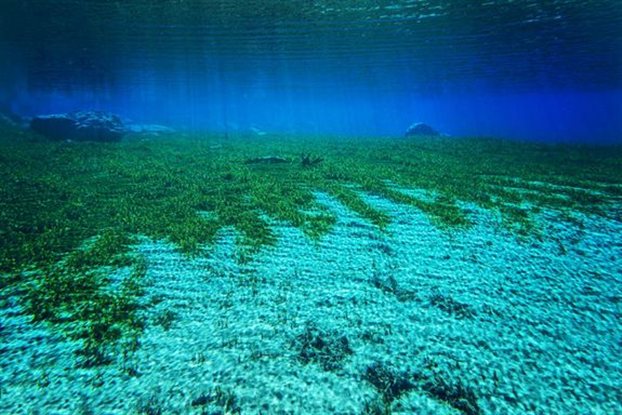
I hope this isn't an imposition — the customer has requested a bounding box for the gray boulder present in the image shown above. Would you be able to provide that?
[405,122,439,137]
[126,123,175,135]
[0,113,23,139]
[30,111,126,142]
[245,155,289,164]
[0,113,18,129]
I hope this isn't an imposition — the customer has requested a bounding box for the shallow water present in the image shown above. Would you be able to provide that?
[0,1,622,414]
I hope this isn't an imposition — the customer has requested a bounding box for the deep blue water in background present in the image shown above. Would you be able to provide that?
[1,0,620,142]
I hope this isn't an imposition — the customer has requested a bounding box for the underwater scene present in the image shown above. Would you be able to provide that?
[0,1,621,414]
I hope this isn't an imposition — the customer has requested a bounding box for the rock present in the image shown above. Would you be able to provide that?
[0,112,33,144]
[245,156,289,164]
[405,122,440,137]
[0,111,31,131]
[0,113,24,141]
[0,113,18,130]
[126,123,175,135]
[250,126,267,136]
[30,114,74,140]
[30,111,126,142]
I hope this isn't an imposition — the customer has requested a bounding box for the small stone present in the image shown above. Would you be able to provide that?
[405,122,440,137]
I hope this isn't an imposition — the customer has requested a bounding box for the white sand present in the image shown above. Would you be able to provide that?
[1,191,621,414]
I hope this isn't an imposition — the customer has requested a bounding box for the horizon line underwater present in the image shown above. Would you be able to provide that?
[1,1,621,414]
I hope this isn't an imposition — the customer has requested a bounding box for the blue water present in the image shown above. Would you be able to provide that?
[1,3,622,414]
[1,0,621,140]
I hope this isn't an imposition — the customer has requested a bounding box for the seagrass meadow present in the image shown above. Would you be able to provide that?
[2,131,621,274]
[1,126,621,414]
[2,0,622,413]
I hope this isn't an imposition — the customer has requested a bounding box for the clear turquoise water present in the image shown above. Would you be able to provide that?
[1,0,621,141]
[1,2,621,414]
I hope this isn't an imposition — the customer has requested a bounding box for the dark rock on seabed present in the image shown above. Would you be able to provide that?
[245,155,289,164]
[0,112,19,129]
[30,110,127,142]
[126,123,175,135]
[405,122,440,137]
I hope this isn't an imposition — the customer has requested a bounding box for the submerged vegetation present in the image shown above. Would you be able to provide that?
[1,129,621,270]
[0,127,621,364]
[2,130,621,272]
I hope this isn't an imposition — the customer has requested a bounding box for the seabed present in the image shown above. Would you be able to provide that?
[0,129,621,414]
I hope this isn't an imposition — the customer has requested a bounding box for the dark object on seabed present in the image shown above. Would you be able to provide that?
[244,155,289,164]
[405,122,440,137]
[364,361,416,403]
[126,123,175,136]
[0,112,20,129]
[363,361,482,414]
[301,153,323,167]
[30,110,127,142]
[294,323,353,371]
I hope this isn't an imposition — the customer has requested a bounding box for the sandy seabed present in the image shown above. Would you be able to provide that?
[1,190,621,415]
